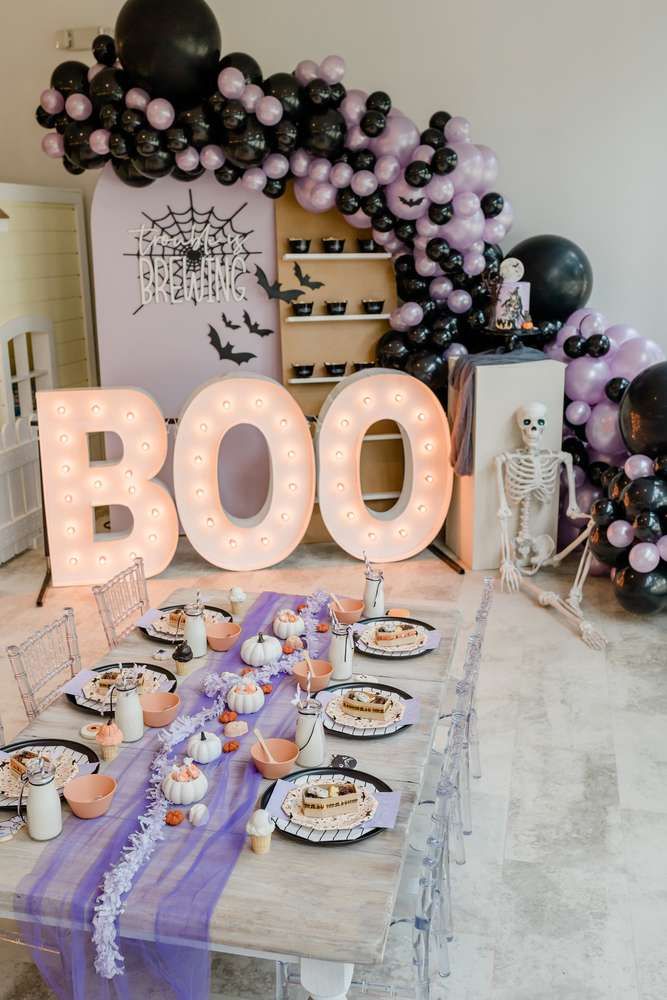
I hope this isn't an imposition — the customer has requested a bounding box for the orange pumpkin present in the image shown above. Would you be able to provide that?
[219,710,237,724]
[165,809,184,826]
[223,740,240,753]
[261,683,273,694]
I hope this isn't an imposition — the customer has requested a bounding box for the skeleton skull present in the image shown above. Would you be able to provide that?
[516,403,547,447]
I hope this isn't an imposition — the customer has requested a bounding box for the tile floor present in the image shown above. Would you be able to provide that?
[0,539,664,999]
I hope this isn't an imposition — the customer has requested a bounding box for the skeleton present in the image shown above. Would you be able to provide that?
[495,403,606,649]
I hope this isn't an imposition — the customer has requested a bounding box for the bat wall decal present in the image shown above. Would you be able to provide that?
[207,324,256,366]
[293,261,324,290]
[255,264,304,303]
[221,311,240,330]
[399,195,425,207]
[242,309,273,338]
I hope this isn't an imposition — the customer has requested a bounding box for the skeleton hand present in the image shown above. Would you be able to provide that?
[566,505,590,520]
[499,558,521,593]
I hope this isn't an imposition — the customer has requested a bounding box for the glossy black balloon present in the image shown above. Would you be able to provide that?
[63,122,107,169]
[50,61,89,98]
[63,157,85,176]
[121,109,145,134]
[591,497,622,527]
[99,103,121,130]
[586,333,610,357]
[222,115,268,167]
[480,192,504,217]
[208,92,225,115]
[619,361,667,457]
[214,161,242,185]
[35,106,55,129]
[92,34,116,66]
[431,146,457,175]
[376,331,410,369]
[263,177,287,199]
[406,324,431,347]
[621,476,667,518]
[176,105,212,148]
[608,470,630,502]
[404,350,446,389]
[109,130,130,159]
[429,110,451,130]
[360,191,385,217]
[589,525,629,567]
[632,510,664,542]
[405,161,432,187]
[564,334,587,358]
[562,436,589,468]
[467,309,488,332]
[350,150,375,172]
[165,126,189,152]
[372,210,397,233]
[428,202,453,225]
[304,79,332,108]
[367,91,391,114]
[441,251,463,274]
[112,157,154,186]
[55,112,71,135]
[394,220,417,244]
[420,128,445,150]
[600,465,620,491]
[613,563,667,615]
[131,149,174,178]
[507,234,592,323]
[605,377,629,404]
[654,455,667,480]
[218,52,262,86]
[335,188,361,215]
[171,162,205,181]
[116,0,221,106]
[429,325,454,351]
[426,237,449,262]
[329,83,346,108]
[134,127,161,156]
[262,73,303,119]
[271,119,299,154]
[360,110,386,137]
[588,461,610,487]
[221,100,247,132]
[302,109,345,157]
[394,254,417,276]
[483,243,504,273]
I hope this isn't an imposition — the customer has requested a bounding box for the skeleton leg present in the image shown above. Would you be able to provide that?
[519,576,607,650]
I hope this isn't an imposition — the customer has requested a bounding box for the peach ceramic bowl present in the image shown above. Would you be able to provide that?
[250,737,299,779]
[207,621,242,652]
[139,691,181,727]
[64,773,117,819]
[292,658,333,693]
[330,597,364,624]
[388,607,411,618]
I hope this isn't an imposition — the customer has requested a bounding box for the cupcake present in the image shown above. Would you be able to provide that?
[229,586,247,617]
[96,719,123,761]
[246,808,275,854]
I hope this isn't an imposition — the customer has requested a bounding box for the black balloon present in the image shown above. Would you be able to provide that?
[305,79,332,108]
[404,161,432,187]
[99,103,121,129]
[394,254,417,276]
[63,122,107,169]
[90,67,125,107]
[360,191,385,217]
[619,361,667,457]
[591,497,622,527]
[562,436,589,469]
[302,109,345,157]
[632,510,663,543]
[429,110,451,130]
[406,324,430,347]
[441,251,463,273]
[586,333,610,357]
[263,73,303,119]
[115,0,221,106]
[135,127,161,156]
[467,308,488,332]
[608,470,630,502]
[483,243,503,273]
[426,237,449,263]
[218,52,262,86]
[600,465,620,491]
[404,350,446,388]
[507,234,592,323]
[429,202,453,225]
[335,188,361,215]
[360,110,386,137]
[431,146,457,175]
[371,209,396,233]
[263,177,287,199]
[132,149,174,178]
[377,331,411,369]
[350,150,375,172]
[92,34,117,66]
[121,109,145,134]
[613,563,667,615]
[165,126,189,152]
[35,106,55,129]
[214,162,242,185]
[396,274,429,301]
[420,128,445,150]
[222,115,268,167]
[480,192,504,217]
[176,105,213,147]
[654,455,667,480]
[271,119,299,154]
[367,91,391,114]
[564,335,587,359]
[221,100,247,132]
[329,83,346,108]
[621,476,667,519]
[588,461,610,487]
[112,158,154,186]
[63,157,85,176]
[109,131,130,159]
[171,162,205,181]
[605,377,629,404]
[394,220,417,244]
[589,525,629,567]
[50,61,89,98]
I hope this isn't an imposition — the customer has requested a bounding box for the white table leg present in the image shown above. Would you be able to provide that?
[300,957,354,999]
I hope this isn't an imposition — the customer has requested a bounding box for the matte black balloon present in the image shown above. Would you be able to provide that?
[109,130,130,159]
[218,52,262,86]
[431,146,457,175]
[335,188,361,215]
[171,162,205,181]
[63,122,107,169]
[429,110,451,130]
[404,350,446,389]
[116,0,221,106]
[426,237,449,262]
[589,525,629,567]
[263,72,303,119]
[613,563,667,615]
[372,210,397,233]
[176,105,212,147]
[394,220,417,244]
[221,99,247,132]
[222,115,268,167]
[360,191,385,217]
[214,161,242,185]
[619,361,667,457]
[63,157,85,176]
[562,436,589,469]
[367,91,391,115]
[588,461,610,487]
[564,334,587,359]
[305,79,332,108]
[302,109,345,157]
[632,510,664,542]
[420,128,445,150]
[591,497,622,527]
[350,150,375,172]
[360,110,386,137]
[481,192,504,218]
[271,118,299,154]
[121,109,145,134]
[376,330,410,369]
[132,149,174,178]
[429,202,453,225]
[135,127,161,157]
[165,126,189,152]
[99,103,121,129]
[654,455,667,480]
[329,83,346,108]
[35,106,55,129]
[263,177,287,199]
[507,234,593,323]
[90,67,125,107]
[605,377,629,403]
[406,324,430,347]
[621,476,667,519]
[586,333,610,357]
[50,61,89,98]
[608,470,630,502]
[404,161,432,187]
[92,34,117,66]
[112,157,154,186]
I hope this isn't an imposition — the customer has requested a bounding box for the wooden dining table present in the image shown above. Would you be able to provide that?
[0,587,460,999]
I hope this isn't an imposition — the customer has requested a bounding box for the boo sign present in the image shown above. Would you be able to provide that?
[37,370,452,585]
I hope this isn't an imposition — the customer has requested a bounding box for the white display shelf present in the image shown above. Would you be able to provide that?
[363,433,402,442]
[283,252,391,261]
[288,376,343,384]
[315,490,401,504]
[286,313,390,324]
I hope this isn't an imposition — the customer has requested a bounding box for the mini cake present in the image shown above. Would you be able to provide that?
[96,720,123,761]
[168,610,186,629]
[341,688,392,722]
[97,669,120,690]
[246,808,275,854]
[301,781,359,818]
[9,749,45,776]
[373,622,419,648]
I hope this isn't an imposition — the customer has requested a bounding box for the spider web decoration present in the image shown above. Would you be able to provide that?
[124,188,262,315]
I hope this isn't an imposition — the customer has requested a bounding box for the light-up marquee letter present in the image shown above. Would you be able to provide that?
[316,369,452,561]
[37,387,178,586]
[173,374,315,570]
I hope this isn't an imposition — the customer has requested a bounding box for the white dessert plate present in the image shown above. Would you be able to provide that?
[317,682,414,739]
[140,604,231,644]
[353,616,435,659]
[0,738,100,811]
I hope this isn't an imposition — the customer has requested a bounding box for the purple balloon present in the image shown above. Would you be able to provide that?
[442,213,484,252]
[345,125,369,151]
[416,216,439,237]
[430,276,453,300]
[218,66,245,99]
[565,357,611,404]
[294,59,319,86]
[566,308,596,327]
[572,465,587,488]
[445,116,471,142]
[483,218,507,243]
[309,157,331,182]
[657,535,667,561]
[495,197,514,231]
[40,88,65,114]
[474,145,499,192]
[609,338,665,381]
[565,400,592,426]
[453,192,480,218]
[340,89,367,127]
[605,324,639,349]
[319,54,345,84]
[608,520,634,548]
[175,146,199,172]
[351,170,377,197]
[370,115,420,165]
[400,302,424,326]
[447,142,483,193]
[558,515,582,548]
[344,207,373,229]
[386,178,428,220]
[556,324,579,347]
[415,253,439,277]
[41,132,64,158]
[412,144,434,163]
[89,128,110,155]
[372,228,391,246]
[125,87,150,112]
[242,167,267,193]
[390,307,409,332]
[385,236,405,254]
[330,161,353,188]
[585,399,625,453]
[544,343,567,363]
[290,150,311,177]
[629,542,660,573]
[425,175,454,205]
[624,454,654,480]
[241,84,263,113]
[294,177,336,213]
[146,98,175,130]
[579,312,607,337]
[200,144,225,170]
[256,95,283,126]
[264,152,289,179]
[65,93,92,121]
[576,482,603,513]
[448,290,472,314]
[463,252,485,276]
[445,343,468,358]
[413,235,428,252]
[374,154,401,185]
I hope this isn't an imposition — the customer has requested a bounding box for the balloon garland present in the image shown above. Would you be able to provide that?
[33,0,533,380]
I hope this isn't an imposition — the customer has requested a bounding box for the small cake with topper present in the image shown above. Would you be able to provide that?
[229,586,246,617]
[95,719,123,761]
[246,808,275,854]
[341,688,392,722]
[491,258,531,332]
[373,621,420,649]
[301,781,360,818]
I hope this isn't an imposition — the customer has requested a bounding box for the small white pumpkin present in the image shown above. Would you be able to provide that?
[272,609,306,640]
[240,631,282,667]
[227,681,266,715]
[187,730,222,764]
[189,803,210,828]
[161,759,209,805]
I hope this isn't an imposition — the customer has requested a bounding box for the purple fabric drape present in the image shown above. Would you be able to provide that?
[16,591,330,1000]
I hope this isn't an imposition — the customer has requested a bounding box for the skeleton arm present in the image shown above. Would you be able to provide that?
[495,453,521,592]
[560,451,589,521]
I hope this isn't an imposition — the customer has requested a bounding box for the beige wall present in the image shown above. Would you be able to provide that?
[1,0,665,344]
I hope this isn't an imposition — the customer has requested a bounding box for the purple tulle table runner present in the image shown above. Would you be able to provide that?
[16,591,330,1000]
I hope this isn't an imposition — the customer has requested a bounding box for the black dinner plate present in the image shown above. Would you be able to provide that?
[317,681,414,740]
[0,738,100,811]
[139,603,232,645]
[65,661,178,716]
[260,765,392,847]
[353,616,435,660]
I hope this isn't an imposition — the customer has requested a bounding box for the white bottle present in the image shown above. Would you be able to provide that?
[363,567,385,618]
[113,670,144,743]
[295,698,327,767]
[184,598,208,658]
[330,622,354,681]
[22,761,62,841]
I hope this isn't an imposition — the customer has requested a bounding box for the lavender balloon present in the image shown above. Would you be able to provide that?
[311,181,337,212]
[624,454,654,480]
[65,94,92,121]
[294,60,319,86]
[89,128,111,155]
[585,400,625,453]
[463,251,485,276]
[218,67,245,99]
[566,308,596,327]
[474,145,499,192]
[125,87,150,112]
[629,542,660,573]
[556,324,579,347]
[146,98,175,130]
[372,228,391,246]
[351,170,377,197]
[340,90,367,127]
[400,302,424,326]
[175,146,199,172]
[309,157,331,182]
[425,175,454,205]
[452,191,480,217]
[430,276,453,300]
[448,289,472,314]
[416,216,439,238]
[345,125,369,151]
[483,218,507,243]
[657,536,667,562]
[579,312,607,337]
[264,153,289,179]
[374,154,401,185]
[199,144,224,170]
[242,167,267,193]
[445,116,471,143]
[415,253,439,277]
[319,54,345,84]
[290,150,311,177]
[330,161,353,188]
[370,115,420,164]
[609,338,665,381]
[390,307,409,332]
[445,343,468,358]
[386,178,428,220]
[256,96,283,126]
[605,324,639,349]
[344,207,373,229]
[412,144,435,163]
[41,132,65,158]
[565,400,592,426]
[447,142,483,192]
[241,84,263,113]
[607,519,634,548]
[41,88,65,114]
[443,213,484,252]
[564,357,611,405]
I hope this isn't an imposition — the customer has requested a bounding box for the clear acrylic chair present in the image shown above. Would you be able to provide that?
[0,711,4,745]
[92,556,149,648]
[7,608,82,720]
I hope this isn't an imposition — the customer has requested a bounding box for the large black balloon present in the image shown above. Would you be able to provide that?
[222,115,268,167]
[89,68,125,107]
[507,235,592,322]
[112,158,154,187]
[302,109,345,158]
[263,72,303,119]
[50,61,89,98]
[404,351,446,389]
[620,476,667,519]
[115,0,221,106]
[618,361,667,457]
[613,563,667,615]
[218,52,262,86]
[63,123,107,170]
[376,331,410,369]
